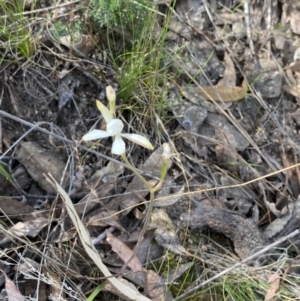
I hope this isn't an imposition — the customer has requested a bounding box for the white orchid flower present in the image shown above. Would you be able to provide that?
[82,100,154,155]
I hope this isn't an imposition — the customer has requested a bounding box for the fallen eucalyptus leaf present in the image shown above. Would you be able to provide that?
[106,230,143,273]
[17,142,68,193]
[0,217,49,244]
[0,269,24,301]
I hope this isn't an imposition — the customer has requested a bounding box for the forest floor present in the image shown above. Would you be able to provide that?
[1,0,300,300]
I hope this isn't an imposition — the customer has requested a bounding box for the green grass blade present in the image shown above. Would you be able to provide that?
[0,163,15,186]
[86,283,106,301]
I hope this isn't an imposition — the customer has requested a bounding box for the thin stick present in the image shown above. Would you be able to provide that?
[244,0,255,56]
[174,229,300,301]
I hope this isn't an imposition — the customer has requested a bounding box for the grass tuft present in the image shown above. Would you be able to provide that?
[0,0,35,58]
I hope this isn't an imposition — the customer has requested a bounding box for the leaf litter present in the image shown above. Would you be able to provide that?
[2,0,300,300]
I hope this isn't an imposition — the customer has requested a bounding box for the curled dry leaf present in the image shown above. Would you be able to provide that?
[263,201,299,240]
[284,4,300,35]
[136,229,156,265]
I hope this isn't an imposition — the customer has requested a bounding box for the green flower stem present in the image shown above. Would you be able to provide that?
[120,152,168,272]
[121,153,151,190]
[152,158,168,193]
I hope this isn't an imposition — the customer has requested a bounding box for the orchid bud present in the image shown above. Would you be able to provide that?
[162,143,171,162]
[152,143,172,193]
[106,85,116,115]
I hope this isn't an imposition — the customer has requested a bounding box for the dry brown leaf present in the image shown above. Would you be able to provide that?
[17,141,68,193]
[0,269,25,301]
[42,266,65,300]
[86,210,126,233]
[0,217,49,244]
[58,33,98,57]
[220,176,256,200]
[0,197,35,221]
[74,180,121,217]
[218,52,236,88]
[145,270,165,301]
[136,229,156,265]
[106,230,143,272]
[215,144,238,175]
[263,202,295,239]
[264,273,280,301]
[150,209,191,257]
[214,121,239,175]
[154,184,185,207]
[205,113,249,151]
[133,207,146,220]
[18,256,45,300]
[199,198,228,209]
[55,228,78,243]
[194,78,247,102]
[283,84,300,98]
[162,262,193,284]
[87,161,124,186]
[281,147,300,197]
[288,10,300,35]
[24,279,47,301]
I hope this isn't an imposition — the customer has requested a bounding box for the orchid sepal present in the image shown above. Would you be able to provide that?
[96,100,113,123]
[121,133,154,150]
[82,129,111,141]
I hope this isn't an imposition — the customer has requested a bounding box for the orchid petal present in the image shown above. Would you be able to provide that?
[107,119,124,135]
[121,133,154,150]
[96,100,112,123]
[82,129,111,141]
[111,135,126,155]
